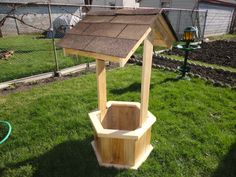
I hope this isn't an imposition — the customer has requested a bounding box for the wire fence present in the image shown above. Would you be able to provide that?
[0,2,93,83]
[163,9,207,41]
[0,3,207,83]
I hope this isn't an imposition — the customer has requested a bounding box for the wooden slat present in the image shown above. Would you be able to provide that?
[100,138,112,163]
[146,128,151,148]
[124,139,135,165]
[107,105,119,129]
[96,59,107,122]
[134,131,146,163]
[149,15,176,47]
[112,138,124,164]
[139,38,153,126]
[64,48,124,63]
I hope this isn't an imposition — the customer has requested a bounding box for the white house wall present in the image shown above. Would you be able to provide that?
[199,2,234,36]
[139,0,160,8]
[171,0,197,9]
[0,4,81,36]
[123,0,139,8]
[139,0,196,9]
[92,0,139,9]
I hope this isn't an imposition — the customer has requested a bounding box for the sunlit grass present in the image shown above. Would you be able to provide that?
[0,35,93,82]
[0,65,235,177]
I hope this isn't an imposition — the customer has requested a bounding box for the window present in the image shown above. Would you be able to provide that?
[160,0,171,8]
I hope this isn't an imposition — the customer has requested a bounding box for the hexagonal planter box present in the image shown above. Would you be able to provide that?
[89,101,156,169]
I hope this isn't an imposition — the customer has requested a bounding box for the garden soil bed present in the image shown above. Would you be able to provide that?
[130,56,236,87]
[154,56,236,87]
[164,40,236,68]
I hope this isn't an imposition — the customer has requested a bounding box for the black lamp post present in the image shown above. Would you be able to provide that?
[176,26,200,79]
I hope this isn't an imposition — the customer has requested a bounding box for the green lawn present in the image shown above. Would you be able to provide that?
[0,35,93,82]
[208,34,236,41]
[0,65,235,177]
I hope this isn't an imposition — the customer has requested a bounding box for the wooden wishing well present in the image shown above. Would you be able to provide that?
[57,8,176,169]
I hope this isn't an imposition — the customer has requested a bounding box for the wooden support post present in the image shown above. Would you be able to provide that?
[139,38,153,127]
[96,59,107,122]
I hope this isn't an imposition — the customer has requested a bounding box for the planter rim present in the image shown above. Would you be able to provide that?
[89,101,156,140]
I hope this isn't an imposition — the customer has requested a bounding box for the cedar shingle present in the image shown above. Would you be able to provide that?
[68,23,90,35]
[85,37,137,58]
[82,23,126,38]
[57,9,176,60]
[57,34,94,50]
[118,24,149,40]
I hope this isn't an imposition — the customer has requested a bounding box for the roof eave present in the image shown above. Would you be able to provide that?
[199,0,236,7]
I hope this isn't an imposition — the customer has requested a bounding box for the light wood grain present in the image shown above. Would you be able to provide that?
[100,138,112,163]
[149,15,176,48]
[140,38,153,127]
[64,48,124,62]
[124,139,135,165]
[89,102,156,140]
[96,59,107,123]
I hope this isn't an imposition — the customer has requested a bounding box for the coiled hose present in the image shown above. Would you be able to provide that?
[0,121,12,145]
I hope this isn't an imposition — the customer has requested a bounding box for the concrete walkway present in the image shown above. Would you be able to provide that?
[0,62,97,90]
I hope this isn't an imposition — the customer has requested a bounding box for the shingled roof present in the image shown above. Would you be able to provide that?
[57,9,176,65]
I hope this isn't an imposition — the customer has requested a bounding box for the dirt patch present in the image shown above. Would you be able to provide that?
[0,50,14,60]
[164,40,236,68]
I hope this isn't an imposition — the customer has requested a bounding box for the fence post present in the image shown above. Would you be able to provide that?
[48,3,60,76]
[202,10,208,40]
[176,10,182,39]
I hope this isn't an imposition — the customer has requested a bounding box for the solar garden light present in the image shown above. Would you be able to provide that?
[176,26,200,79]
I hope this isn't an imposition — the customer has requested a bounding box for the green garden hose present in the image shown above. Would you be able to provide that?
[0,121,12,145]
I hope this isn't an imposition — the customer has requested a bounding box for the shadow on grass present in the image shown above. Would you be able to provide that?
[110,82,154,95]
[0,137,121,177]
[159,77,182,84]
[212,142,236,177]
